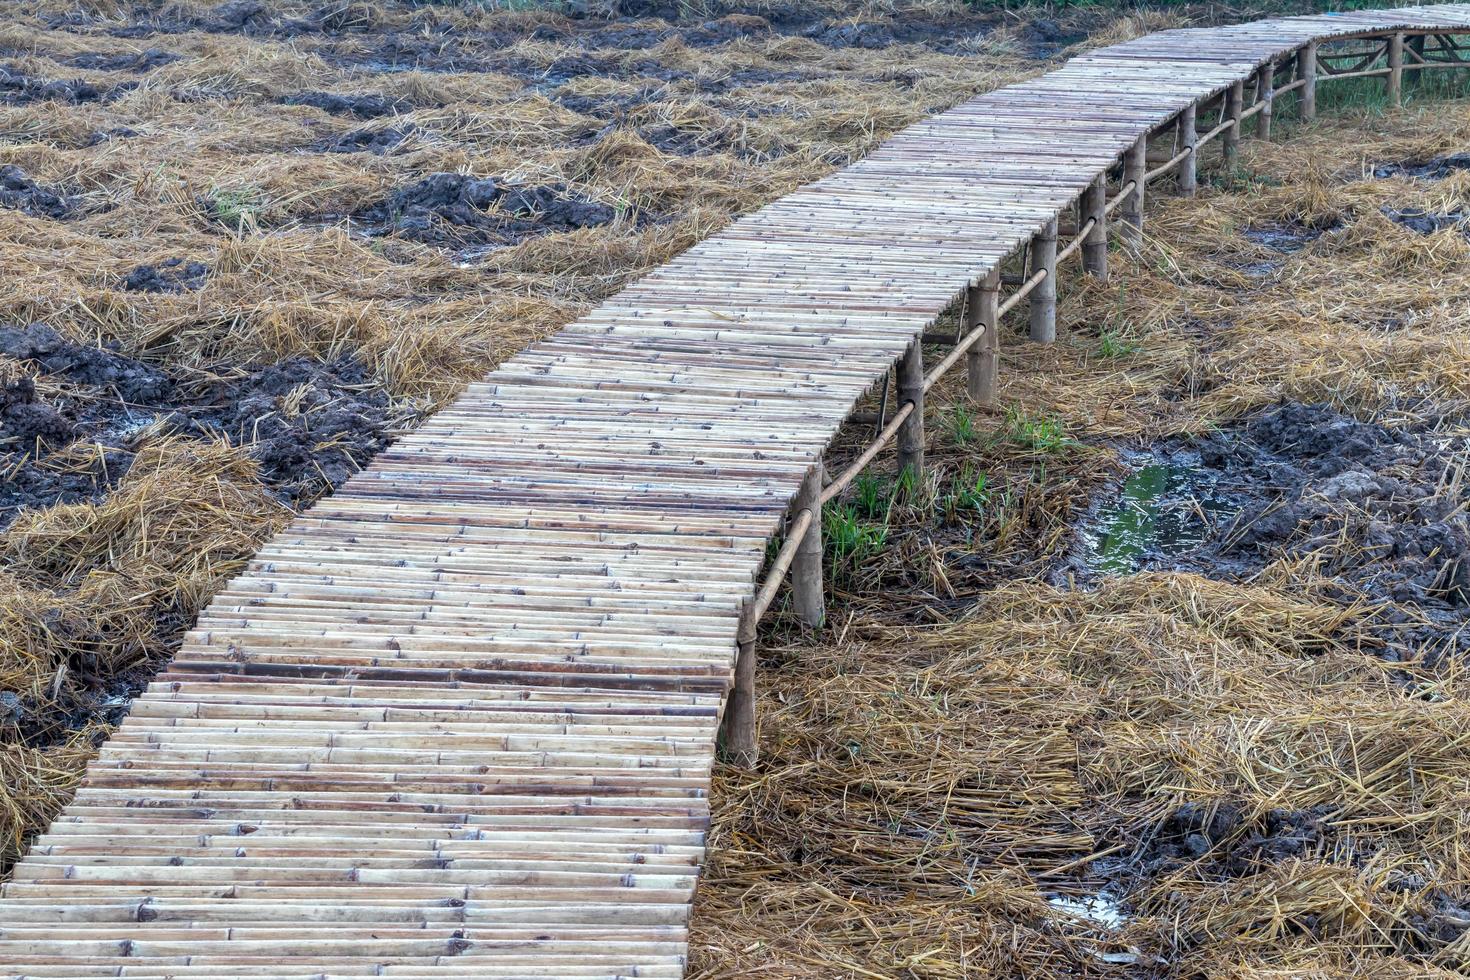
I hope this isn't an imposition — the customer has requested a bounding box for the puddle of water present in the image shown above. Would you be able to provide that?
[1241,220,1338,254]
[1236,258,1282,279]
[1048,892,1128,929]
[1078,453,1238,575]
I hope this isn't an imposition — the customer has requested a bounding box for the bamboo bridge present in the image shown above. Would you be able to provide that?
[4,5,1470,977]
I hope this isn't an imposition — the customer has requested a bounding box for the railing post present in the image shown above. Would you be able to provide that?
[1298,42,1317,121]
[718,604,758,766]
[1224,79,1243,174]
[1178,103,1198,197]
[966,268,1000,403]
[1389,32,1404,107]
[1255,61,1274,140]
[1121,136,1146,248]
[896,339,924,480]
[1028,217,1058,343]
[790,464,824,630]
[1081,174,1108,277]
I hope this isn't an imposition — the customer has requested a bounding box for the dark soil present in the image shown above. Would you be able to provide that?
[357,172,618,247]
[0,165,84,220]
[1373,152,1470,180]
[1382,205,1469,236]
[1193,403,1470,662]
[0,321,395,522]
[196,357,392,501]
[106,0,271,36]
[0,64,131,105]
[638,123,730,156]
[121,257,210,293]
[1113,801,1335,883]
[1064,402,1470,664]
[322,122,421,154]
[486,51,691,89]
[0,322,172,404]
[83,126,139,147]
[66,47,179,73]
[1093,797,1470,949]
[282,90,413,118]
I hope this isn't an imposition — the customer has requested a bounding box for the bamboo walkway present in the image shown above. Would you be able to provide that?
[5,5,1470,977]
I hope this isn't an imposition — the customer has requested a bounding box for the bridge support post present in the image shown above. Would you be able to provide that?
[1298,42,1317,121]
[791,464,824,630]
[1389,32,1404,107]
[719,606,759,766]
[1081,174,1109,276]
[966,268,1000,404]
[1178,103,1198,197]
[1255,61,1274,140]
[896,339,924,480]
[1121,136,1146,249]
[1028,218,1058,343]
[1408,33,1426,92]
[1225,79,1243,174]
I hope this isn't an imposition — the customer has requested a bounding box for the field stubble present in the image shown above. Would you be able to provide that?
[3,3,1470,979]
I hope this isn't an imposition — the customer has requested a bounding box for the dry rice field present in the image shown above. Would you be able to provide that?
[4,2,1470,977]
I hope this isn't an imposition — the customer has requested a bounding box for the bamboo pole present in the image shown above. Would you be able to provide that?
[967,268,1000,403]
[718,605,758,766]
[1299,41,1317,121]
[1178,103,1198,197]
[1224,79,1243,172]
[1408,33,1426,91]
[718,504,813,764]
[1255,60,1274,140]
[1080,174,1108,276]
[1121,136,1146,248]
[790,464,824,630]
[1028,217,1058,343]
[1389,32,1404,106]
[895,340,924,479]
[820,402,912,505]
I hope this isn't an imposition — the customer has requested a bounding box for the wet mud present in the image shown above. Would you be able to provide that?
[357,172,617,247]
[1373,152,1470,180]
[0,321,394,522]
[0,65,130,105]
[281,90,413,119]
[1065,402,1469,663]
[1382,205,1469,236]
[122,258,210,293]
[1118,802,1335,883]
[66,47,179,73]
[0,165,85,220]
[1092,797,1470,949]
[322,122,421,155]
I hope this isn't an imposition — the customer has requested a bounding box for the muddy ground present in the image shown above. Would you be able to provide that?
[1,320,393,523]
[1065,401,1470,663]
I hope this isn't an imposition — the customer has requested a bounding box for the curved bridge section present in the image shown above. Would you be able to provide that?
[4,5,1470,977]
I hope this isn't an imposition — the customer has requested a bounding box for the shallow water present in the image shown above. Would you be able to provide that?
[1078,453,1238,575]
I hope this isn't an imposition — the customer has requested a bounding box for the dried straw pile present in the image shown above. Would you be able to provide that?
[0,436,285,864]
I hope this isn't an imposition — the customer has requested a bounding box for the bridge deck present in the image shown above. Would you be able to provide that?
[5,5,1470,977]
